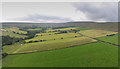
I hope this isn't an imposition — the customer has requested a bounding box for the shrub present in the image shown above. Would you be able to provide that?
[2,53,8,58]
[75,36,77,37]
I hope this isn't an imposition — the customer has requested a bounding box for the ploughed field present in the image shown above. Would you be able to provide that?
[2,24,118,67]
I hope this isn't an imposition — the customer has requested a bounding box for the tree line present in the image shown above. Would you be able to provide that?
[2,27,48,46]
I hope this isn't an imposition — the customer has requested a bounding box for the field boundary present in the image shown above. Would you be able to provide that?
[78,33,119,47]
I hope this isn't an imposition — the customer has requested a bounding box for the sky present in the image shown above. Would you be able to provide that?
[2,2,118,23]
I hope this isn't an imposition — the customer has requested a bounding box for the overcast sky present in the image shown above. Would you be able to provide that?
[2,2,118,23]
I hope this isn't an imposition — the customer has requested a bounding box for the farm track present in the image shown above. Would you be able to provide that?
[78,33,119,47]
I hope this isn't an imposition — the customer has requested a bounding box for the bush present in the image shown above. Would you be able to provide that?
[75,36,77,37]
[2,53,8,58]
[40,40,43,42]
[34,41,39,42]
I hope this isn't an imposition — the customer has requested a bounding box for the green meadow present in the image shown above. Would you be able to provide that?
[3,42,118,67]
[97,34,118,45]
[2,23,118,67]
[25,33,81,42]
[3,37,96,54]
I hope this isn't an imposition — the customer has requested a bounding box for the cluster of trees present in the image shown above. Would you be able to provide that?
[13,31,27,35]
[52,26,75,29]
[54,29,80,34]
[2,36,24,46]
[19,27,48,39]
[26,40,47,43]
[3,26,48,46]
[19,25,40,30]
[106,34,115,36]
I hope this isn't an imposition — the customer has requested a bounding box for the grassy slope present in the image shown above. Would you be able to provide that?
[2,27,27,38]
[97,34,118,45]
[26,33,81,42]
[3,37,96,54]
[76,27,90,31]
[3,42,118,67]
[27,28,42,31]
[2,32,27,38]
[79,29,117,37]
[46,27,76,32]
[25,27,89,42]
[15,30,27,34]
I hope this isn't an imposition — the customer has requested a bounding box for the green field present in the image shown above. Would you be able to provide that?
[97,34,118,45]
[2,23,118,67]
[46,27,76,32]
[15,30,27,34]
[27,28,42,31]
[3,37,96,54]
[3,42,118,67]
[2,32,27,38]
[76,27,90,31]
[55,27,76,30]
[2,27,27,38]
[4,27,19,32]
[26,33,81,42]
[25,27,90,42]
[79,29,117,37]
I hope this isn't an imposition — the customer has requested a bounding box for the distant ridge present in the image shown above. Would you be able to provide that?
[1,21,118,24]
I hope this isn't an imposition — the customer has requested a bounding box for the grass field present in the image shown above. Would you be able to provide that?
[76,27,90,31]
[79,29,117,37]
[27,28,42,31]
[97,34,118,45]
[2,31,27,38]
[2,27,27,38]
[2,24,118,67]
[36,32,58,36]
[4,27,19,32]
[3,42,118,67]
[3,37,96,54]
[15,30,27,34]
[46,27,77,32]
[55,27,76,30]
[25,33,81,42]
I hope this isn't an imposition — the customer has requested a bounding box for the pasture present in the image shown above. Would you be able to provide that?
[2,27,27,38]
[4,27,19,32]
[27,28,42,31]
[55,27,76,30]
[97,34,118,45]
[2,22,118,67]
[79,29,117,38]
[25,33,81,42]
[2,31,27,38]
[46,27,77,32]
[15,30,27,34]
[3,37,96,54]
[3,42,118,67]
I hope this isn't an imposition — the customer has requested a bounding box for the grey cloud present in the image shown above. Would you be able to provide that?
[73,2,118,22]
[14,14,72,23]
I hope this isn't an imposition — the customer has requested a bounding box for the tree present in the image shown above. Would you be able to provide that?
[2,53,8,58]
[75,36,77,38]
